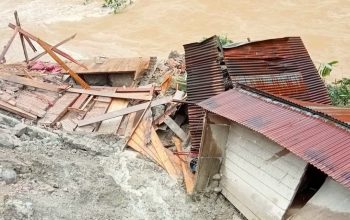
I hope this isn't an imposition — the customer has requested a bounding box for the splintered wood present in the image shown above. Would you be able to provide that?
[127,109,183,180]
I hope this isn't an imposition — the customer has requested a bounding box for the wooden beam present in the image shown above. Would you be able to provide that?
[8,23,87,69]
[14,11,29,63]
[0,74,61,92]
[30,33,76,62]
[36,39,90,89]
[173,137,195,194]
[164,116,188,141]
[66,88,151,100]
[0,100,37,120]
[0,27,18,64]
[78,96,172,127]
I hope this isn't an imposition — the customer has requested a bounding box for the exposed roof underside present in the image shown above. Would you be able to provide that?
[198,87,350,190]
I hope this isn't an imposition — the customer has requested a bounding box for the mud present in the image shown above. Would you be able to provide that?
[0,112,242,220]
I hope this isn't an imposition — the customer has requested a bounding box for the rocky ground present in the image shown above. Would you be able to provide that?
[0,111,243,220]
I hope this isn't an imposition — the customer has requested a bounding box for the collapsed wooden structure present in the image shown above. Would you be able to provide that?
[0,12,195,194]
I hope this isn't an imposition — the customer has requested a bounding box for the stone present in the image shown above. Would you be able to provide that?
[0,168,17,184]
[212,173,221,180]
[3,199,34,219]
[14,123,28,137]
[0,133,15,149]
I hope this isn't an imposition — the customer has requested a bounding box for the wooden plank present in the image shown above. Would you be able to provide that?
[173,137,195,194]
[164,116,187,141]
[66,88,151,101]
[124,102,152,150]
[39,92,79,126]
[150,127,181,179]
[76,96,112,132]
[0,74,61,92]
[0,100,37,120]
[126,109,164,167]
[98,99,129,133]
[122,112,136,137]
[78,96,173,127]
[65,57,150,76]
[69,94,89,110]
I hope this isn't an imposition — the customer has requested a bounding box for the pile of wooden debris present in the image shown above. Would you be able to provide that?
[0,11,194,194]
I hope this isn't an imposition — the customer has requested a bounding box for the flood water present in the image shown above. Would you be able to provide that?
[0,0,349,81]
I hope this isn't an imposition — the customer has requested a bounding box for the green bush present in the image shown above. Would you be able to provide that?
[103,0,134,13]
[327,78,350,106]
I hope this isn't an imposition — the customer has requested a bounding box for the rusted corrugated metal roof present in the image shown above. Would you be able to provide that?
[224,37,332,104]
[276,95,350,123]
[198,87,350,190]
[184,36,226,152]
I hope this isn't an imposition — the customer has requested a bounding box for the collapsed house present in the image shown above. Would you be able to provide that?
[184,36,350,219]
[1,11,349,219]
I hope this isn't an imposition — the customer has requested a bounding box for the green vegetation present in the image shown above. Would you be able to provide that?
[327,79,350,106]
[202,35,233,46]
[318,61,350,106]
[318,60,338,78]
[218,35,233,46]
[103,0,134,13]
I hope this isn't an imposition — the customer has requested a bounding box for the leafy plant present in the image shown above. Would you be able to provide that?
[218,35,233,46]
[327,78,350,106]
[202,35,233,46]
[318,60,338,78]
[103,0,134,13]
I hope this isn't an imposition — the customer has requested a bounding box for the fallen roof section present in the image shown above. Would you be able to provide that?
[183,36,226,152]
[224,37,332,104]
[198,86,350,190]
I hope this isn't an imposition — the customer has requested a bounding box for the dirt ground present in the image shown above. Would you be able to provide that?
[0,111,243,220]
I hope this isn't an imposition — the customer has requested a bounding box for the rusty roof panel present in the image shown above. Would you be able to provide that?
[198,88,350,190]
[184,36,226,151]
[276,95,350,123]
[224,37,332,104]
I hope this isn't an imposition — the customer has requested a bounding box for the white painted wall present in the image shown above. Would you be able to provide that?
[291,177,350,220]
[220,123,308,220]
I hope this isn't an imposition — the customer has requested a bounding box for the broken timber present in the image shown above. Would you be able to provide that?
[0,100,37,120]
[164,116,188,141]
[0,74,62,92]
[173,137,195,194]
[39,93,79,126]
[78,96,173,127]
[30,33,77,62]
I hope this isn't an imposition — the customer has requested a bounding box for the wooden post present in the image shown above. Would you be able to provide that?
[0,26,18,64]
[14,11,29,63]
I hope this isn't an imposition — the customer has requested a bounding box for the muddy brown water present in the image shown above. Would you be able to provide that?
[0,0,349,81]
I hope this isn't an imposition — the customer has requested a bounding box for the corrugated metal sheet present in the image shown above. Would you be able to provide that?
[198,88,350,190]
[277,95,350,123]
[224,37,332,104]
[184,36,226,152]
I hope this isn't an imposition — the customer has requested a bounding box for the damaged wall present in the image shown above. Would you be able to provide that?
[291,177,350,220]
